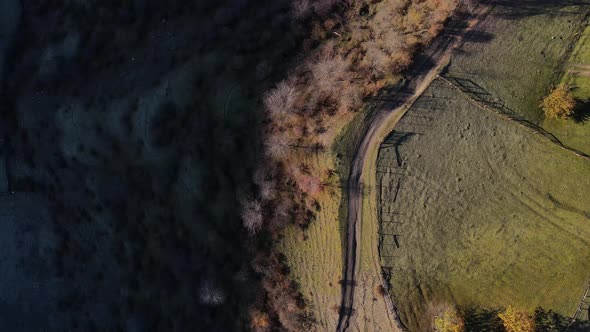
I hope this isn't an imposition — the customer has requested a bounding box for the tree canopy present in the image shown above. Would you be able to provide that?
[498,305,535,332]
[541,85,576,119]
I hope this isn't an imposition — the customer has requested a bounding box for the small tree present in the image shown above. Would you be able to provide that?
[264,79,297,119]
[198,280,225,306]
[264,134,290,160]
[250,309,271,332]
[434,308,465,332]
[460,0,476,13]
[241,198,263,235]
[541,85,576,119]
[498,305,535,332]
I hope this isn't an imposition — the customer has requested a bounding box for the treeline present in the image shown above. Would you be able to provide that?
[243,0,463,331]
[432,304,590,332]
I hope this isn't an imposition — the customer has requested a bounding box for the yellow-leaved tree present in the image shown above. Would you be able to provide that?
[434,308,465,332]
[541,85,576,119]
[498,305,535,332]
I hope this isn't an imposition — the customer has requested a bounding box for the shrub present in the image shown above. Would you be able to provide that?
[434,307,465,332]
[250,309,271,332]
[541,85,576,119]
[264,79,297,120]
[241,198,263,235]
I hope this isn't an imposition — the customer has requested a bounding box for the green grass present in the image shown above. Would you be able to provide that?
[378,78,590,331]
[447,2,590,155]
[562,23,590,99]
[543,21,590,154]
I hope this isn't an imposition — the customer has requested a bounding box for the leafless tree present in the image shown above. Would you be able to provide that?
[381,30,404,54]
[363,41,390,76]
[264,79,297,119]
[461,0,476,13]
[292,0,312,19]
[313,0,338,17]
[264,134,290,160]
[253,167,277,201]
[199,280,225,306]
[241,198,263,235]
[338,83,363,113]
[310,52,350,96]
[259,180,277,201]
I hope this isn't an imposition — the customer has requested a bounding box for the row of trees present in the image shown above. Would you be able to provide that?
[434,305,534,332]
[433,304,583,332]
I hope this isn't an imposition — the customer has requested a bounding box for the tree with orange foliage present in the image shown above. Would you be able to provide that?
[541,85,576,119]
[498,305,535,332]
[250,309,271,332]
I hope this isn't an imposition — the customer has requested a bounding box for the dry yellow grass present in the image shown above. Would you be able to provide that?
[279,113,352,331]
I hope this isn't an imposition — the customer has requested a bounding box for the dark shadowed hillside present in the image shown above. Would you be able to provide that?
[0,0,301,330]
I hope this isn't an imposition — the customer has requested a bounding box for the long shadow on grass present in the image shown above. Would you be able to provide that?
[463,30,495,43]
[492,0,590,20]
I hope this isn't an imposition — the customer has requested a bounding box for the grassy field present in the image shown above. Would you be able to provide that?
[281,2,590,330]
[377,78,590,331]
[279,149,344,331]
[447,1,590,155]
[279,107,400,332]
[545,21,590,153]
[561,23,590,99]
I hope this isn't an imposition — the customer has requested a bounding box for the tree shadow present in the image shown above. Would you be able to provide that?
[534,307,590,331]
[573,99,590,123]
[492,0,590,20]
[463,307,504,332]
[463,30,495,43]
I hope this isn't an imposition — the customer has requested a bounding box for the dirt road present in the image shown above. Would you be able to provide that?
[336,4,491,332]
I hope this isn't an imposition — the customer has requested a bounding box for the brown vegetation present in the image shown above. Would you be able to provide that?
[245,0,461,330]
[375,284,387,297]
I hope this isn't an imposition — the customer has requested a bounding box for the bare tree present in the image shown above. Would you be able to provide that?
[264,134,290,160]
[460,0,476,13]
[313,0,338,17]
[292,0,312,19]
[241,198,263,235]
[363,41,390,76]
[338,83,363,113]
[381,30,404,54]
[199,280,225,306]
[264,79,297,119]
[310,52,350,96]
[259,180,277,201]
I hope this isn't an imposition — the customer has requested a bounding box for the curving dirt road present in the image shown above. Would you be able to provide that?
[336,4,491,332]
